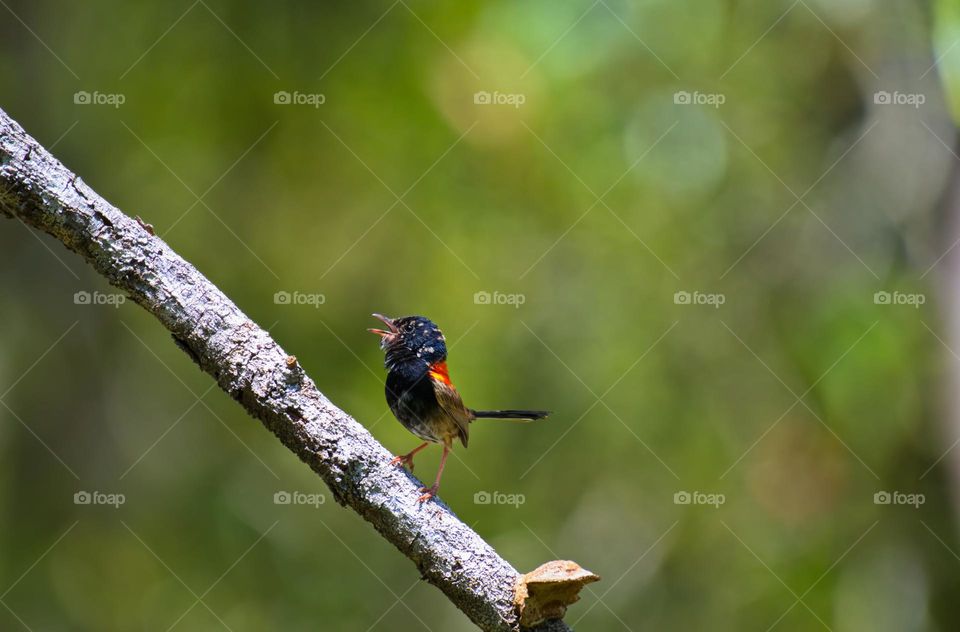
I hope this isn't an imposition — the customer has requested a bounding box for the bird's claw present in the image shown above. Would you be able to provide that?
[417,485,439,503]
[389,454,415,472]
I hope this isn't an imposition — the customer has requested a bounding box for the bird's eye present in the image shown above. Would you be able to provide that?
[402,322,415,333]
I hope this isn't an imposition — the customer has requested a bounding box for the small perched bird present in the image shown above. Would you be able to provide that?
[369,314,549,502]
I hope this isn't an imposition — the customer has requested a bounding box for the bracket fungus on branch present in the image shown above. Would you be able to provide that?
[515,561,600,628]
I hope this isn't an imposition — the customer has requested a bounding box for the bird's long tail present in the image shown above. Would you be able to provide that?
[470,409,550,422]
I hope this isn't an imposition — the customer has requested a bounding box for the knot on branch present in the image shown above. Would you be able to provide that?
[514,560,600,629]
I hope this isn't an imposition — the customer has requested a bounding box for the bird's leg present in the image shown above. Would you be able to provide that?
[389,442,429,472]
[418,443,450,503]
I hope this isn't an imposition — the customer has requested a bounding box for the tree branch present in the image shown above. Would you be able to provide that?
[0,108,595,631]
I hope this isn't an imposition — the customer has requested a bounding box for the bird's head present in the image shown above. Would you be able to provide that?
[368,313,447,370]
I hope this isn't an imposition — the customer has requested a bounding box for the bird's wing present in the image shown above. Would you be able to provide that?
[431,378,473,448]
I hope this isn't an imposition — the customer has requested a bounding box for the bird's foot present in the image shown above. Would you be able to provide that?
[417,485,439,503]
[389,452,416,472]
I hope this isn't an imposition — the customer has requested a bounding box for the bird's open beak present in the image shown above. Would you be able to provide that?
[368,313,398,346]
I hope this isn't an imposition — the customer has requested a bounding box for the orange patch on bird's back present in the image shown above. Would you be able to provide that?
[428,361,452,386]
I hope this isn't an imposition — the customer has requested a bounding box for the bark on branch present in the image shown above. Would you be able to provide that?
[0,108,595,631]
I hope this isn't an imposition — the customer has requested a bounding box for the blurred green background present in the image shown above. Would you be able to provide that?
[3,0,960,629]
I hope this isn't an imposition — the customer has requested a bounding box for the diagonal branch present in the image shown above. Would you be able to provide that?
[0,107,594,632]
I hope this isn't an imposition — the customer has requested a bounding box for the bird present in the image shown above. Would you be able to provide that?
[368,313,549,502]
